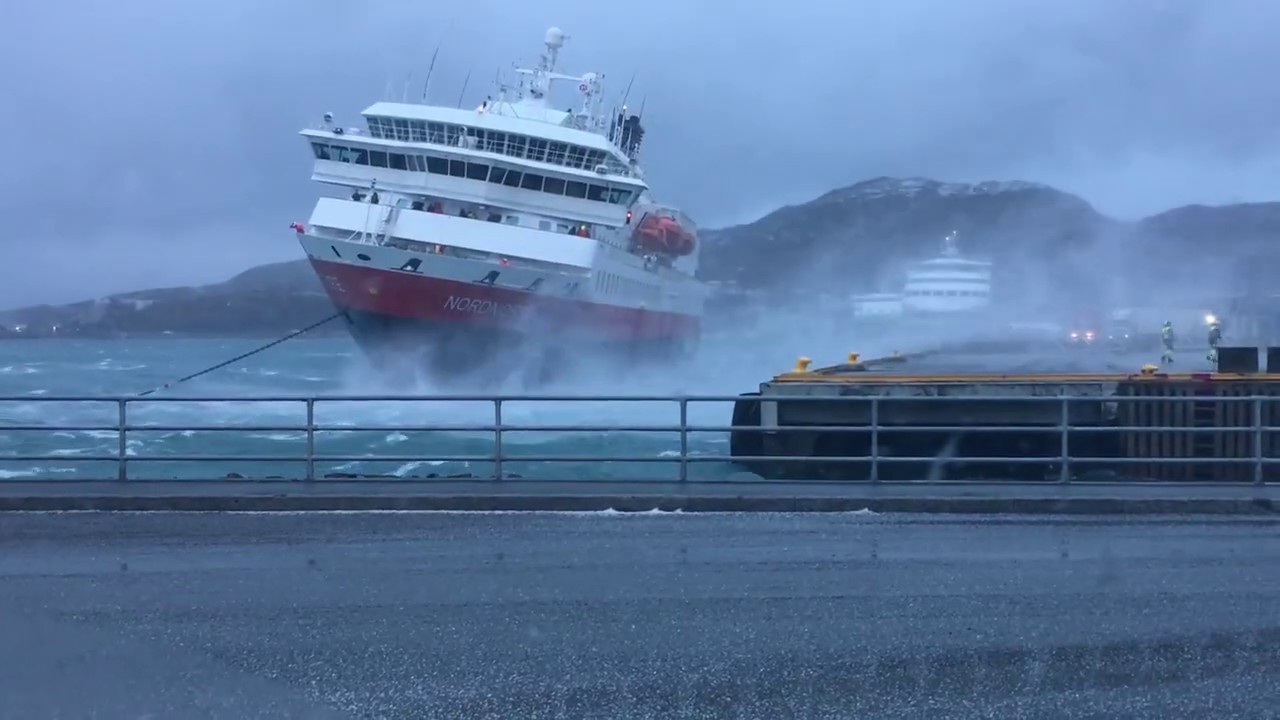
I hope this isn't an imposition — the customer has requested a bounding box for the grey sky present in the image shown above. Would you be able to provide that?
[3,0,1278,308]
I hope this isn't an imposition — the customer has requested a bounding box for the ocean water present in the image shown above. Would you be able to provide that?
[0,313,983,482]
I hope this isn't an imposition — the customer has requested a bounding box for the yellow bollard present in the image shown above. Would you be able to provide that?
[794,356,812,372]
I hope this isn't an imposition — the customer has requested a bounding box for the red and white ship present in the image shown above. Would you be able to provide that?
[292,26,706,382]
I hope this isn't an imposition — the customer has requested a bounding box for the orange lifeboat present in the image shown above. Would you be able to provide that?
[631,214,696,256]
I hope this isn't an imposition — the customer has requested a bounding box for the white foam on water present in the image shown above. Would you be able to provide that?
[0,365,40,375]
[248,432,306,441]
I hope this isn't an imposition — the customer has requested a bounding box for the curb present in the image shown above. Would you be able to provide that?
[1,494,1275,514]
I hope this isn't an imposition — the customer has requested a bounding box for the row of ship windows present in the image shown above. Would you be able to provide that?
[365,116,630,175]
[905,289,990,297]
[312,142,634,206]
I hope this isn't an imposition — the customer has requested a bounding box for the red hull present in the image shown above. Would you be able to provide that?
[310,258,700,341]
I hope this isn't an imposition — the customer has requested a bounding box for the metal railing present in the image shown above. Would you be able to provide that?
[1,393,1279,484]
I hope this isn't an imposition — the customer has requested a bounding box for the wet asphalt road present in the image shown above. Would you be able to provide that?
[1,511,1278,719]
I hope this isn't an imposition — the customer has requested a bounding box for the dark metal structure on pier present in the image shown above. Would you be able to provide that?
[730,344,1280,482]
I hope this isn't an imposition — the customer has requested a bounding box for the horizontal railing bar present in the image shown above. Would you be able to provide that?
[119,455,495,463]
[694,425,1280,434]
[683,456,1275,465]
[13,424,1280,435]
[0,425,122,432]
[6,393,1280,403]
[10,475,1276,487]
[123,426,311,433]
[2,455,126,462]
[314,424,683,433]
[312,455,683,463]
[11,455,1279,466]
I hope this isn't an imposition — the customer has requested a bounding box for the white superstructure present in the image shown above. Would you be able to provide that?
[291,26,706,367]
[852,231,993,318]
[901,231,993,313]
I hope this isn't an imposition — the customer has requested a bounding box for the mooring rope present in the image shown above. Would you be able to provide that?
[136,311,346,397]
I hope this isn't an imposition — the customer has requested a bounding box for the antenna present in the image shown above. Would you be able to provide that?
[456,68,472,109]
[421,26,450,103]
[619,71,640,109]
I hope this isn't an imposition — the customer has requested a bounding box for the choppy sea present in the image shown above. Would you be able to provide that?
[1,313,922,481]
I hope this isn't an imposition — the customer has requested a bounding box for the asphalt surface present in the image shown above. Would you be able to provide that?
[2,480,1277,514]
[1,512,1278,719]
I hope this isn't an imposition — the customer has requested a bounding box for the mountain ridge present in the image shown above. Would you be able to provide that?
[4,177,1277,337]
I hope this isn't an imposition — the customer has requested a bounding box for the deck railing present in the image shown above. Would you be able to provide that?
[1,394,1279,484]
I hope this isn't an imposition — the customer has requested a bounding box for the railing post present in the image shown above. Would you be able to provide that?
[1254,396,1264,486]
[678,398,689,482]
[869,397,880,484]
[117,399,128,481]
[1059,392,1071,483]
[494,399,504,480]
[305,398,316,481]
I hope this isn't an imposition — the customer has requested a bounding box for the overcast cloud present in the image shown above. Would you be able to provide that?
[2,0,1278,308]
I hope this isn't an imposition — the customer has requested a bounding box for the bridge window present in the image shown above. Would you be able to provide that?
[521,173,543,191]
[312,141,638,206]
[527,139,548,162]
[362,117,631,177]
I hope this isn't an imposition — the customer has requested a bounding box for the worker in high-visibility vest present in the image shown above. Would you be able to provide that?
[1161,321,1175,365]
[1207,320,1222,365]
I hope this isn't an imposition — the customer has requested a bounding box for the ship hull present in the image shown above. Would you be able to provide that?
[308,257,700,384]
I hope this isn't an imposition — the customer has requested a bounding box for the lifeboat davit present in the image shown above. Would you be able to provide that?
[631,214,696,256]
